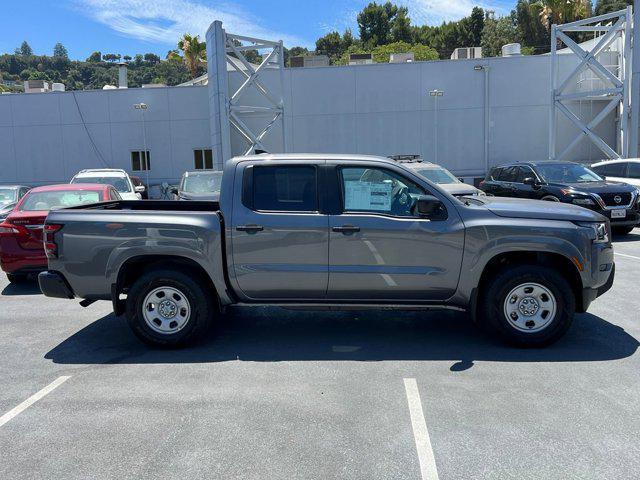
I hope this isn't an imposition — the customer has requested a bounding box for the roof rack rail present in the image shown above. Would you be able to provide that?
[388,154,422,163]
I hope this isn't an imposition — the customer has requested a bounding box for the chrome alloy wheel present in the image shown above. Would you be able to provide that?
[503,283,557,333]
[142,286,191,334]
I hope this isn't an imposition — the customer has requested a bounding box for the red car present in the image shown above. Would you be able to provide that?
[0,183,120,283]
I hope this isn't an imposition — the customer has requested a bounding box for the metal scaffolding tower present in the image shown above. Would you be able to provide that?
[549,7,634,160]
[206,21,286,167]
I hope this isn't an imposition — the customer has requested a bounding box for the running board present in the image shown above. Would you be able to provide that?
[232,303,466,312]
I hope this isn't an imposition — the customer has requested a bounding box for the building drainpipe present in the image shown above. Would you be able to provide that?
[629,0,640,158]
[474,64,490,174]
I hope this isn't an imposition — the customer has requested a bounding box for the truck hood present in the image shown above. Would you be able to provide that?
[439,183,483,196]
[481,196,605,222]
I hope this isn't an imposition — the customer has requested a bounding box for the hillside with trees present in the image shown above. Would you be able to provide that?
[0,0,633,93]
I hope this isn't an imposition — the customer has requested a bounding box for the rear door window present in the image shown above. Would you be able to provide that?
[593,162,627,177]
[252,166,318,212]
[628,162,640,179]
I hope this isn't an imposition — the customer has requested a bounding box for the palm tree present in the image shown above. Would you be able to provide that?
[178,34,206,78]
[533,0,590,31]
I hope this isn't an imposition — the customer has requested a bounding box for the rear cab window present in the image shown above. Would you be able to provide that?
[247,165,318,212]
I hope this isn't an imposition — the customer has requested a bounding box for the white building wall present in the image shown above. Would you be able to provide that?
[0,86,210,186]
[0,49,619,188]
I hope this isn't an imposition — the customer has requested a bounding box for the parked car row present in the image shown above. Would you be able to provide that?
[0,184,118,283]
[479,160,640,234]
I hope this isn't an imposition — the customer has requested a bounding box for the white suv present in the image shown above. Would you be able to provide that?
[70,169,143,200]
[591,159,640,189]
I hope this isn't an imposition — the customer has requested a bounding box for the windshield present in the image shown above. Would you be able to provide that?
[535,164,602,183]
[0,188,17,205]
[181,172,223,194]
[72,176,131,193]
[20,190,102,211]
[416,167,460,184]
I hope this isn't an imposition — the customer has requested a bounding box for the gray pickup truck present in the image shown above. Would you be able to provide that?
[39,154,615,348]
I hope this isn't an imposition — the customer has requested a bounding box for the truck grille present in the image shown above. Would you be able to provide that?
[599,192,632,207]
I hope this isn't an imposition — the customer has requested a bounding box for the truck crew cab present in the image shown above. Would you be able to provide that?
[39,154,615,348]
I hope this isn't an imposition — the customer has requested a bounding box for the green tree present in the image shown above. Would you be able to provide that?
[53,43,68,59]
[123,55,132,62]
[372,41,438,62]
[87,51,102,62]
[390,7,412,43]
[316,31,344,63]
[102,53,120,62]
[468,7,485,46]
[533,0,590,32]
[144,52,161,64]
[177,34,206,78]
[481,14,519,57]
[357,1,400,46]
[16,41,33,56]
[594,0,633,15]
[514,0,550,54]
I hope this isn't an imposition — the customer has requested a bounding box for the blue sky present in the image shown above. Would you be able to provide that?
[0,0,514,60]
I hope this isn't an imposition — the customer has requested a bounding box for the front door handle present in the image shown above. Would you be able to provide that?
[332,225,360,234]
[236,224,264,233]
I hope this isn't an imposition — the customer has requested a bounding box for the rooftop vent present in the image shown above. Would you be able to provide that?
[390,52,414,63]
[349,53,374,65]
[23,80,50,93]
[502,43,522,57]
[290,54,330,68]
[450,47,482,60]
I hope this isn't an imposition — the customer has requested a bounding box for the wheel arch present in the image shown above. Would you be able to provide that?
[112,255,220,316]
[473,251,584,321]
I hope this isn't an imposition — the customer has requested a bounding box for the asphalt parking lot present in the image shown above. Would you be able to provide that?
[1,232,639,480]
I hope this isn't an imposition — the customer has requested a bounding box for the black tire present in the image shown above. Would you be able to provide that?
[541,195,560,202]
[479,265,575,347]
[612,226,635,235]
[125,268,215,347]
[7,273,27,284]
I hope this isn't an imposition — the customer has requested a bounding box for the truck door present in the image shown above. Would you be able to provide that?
[230,161,329,300]
[326,163,464,301]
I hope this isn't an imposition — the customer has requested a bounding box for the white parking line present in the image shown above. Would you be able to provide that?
[0,376,71,428]
[615,252,640,261]
[403,378,440,480]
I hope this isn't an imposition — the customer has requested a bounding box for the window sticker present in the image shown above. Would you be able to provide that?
[344,181,393,211]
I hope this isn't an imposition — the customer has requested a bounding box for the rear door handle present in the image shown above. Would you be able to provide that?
[236,224,263,233]
[332,225,360,234]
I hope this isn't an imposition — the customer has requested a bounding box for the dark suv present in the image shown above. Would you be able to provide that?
[480,161,640,234]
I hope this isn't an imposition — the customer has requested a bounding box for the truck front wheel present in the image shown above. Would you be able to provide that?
[125,269,214,347]
[479,265,575,347]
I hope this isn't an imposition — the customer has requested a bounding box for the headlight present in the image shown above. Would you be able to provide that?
[576,221,609,244]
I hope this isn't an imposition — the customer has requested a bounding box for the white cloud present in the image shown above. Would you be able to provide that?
[401,0,509,24]
[74,0,308,47]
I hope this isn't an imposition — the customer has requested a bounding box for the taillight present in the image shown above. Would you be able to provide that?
[0,223,20,235]
[44,223,63,258]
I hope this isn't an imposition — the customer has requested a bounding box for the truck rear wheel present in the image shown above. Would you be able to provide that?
[479,265,575,347]
[125,268,214,347]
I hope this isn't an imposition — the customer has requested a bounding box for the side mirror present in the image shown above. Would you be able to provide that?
[134,185,146,193]
[412,195,446,219]
[170,187,179,195]
[523,177,538,187]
